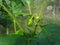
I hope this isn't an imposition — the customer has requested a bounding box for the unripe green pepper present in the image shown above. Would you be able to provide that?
[27,16,34,26]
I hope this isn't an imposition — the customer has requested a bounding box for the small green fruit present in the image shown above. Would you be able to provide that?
[27,17,33,26]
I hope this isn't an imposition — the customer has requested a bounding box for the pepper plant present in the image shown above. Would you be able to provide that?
[0,0,48,45]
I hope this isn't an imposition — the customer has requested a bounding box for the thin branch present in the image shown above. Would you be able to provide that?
[0,4,25,32]
[39,0,47,19]
[28,3,32,15]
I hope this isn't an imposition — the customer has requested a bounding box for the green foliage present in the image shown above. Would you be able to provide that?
[0,0,48,40]
[0,35,19,45]
[9,0,25,16]
[0,24,60,45]
[0,0,60,45]
[0,11,12,27]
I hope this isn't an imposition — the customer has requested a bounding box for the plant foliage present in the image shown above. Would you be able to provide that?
[0,0,60,45]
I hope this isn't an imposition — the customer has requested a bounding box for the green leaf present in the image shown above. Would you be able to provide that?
[30,24,60,45]
[0,24,60,45]
[10,0,25,16]
[15,30,24,36]
[0,35,18,45]
[2,0,9,9]
[2,0,25,17]
[0,35,26,45]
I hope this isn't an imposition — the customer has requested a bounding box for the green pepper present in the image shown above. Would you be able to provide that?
[27,16,33,26]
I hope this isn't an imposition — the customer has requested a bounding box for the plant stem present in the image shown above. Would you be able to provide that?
[26,38,31,45]
[0,4,25,31]
[28,3,32,15]
[33,0,48,34]
[34,24,37,35]
[13,19,16,33]
[6,27,9,35]
[27,39,30,45]
[39,0,47,19]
